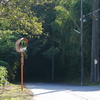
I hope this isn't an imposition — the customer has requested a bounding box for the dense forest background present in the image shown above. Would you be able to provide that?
[0,0,100,85]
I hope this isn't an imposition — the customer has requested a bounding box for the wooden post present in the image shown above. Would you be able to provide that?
[15,38,28,91]
[21,52,24,91]
[91,0,99,83]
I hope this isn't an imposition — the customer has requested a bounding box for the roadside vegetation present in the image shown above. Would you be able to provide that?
[0,66,33,100]
[0,84,33,100]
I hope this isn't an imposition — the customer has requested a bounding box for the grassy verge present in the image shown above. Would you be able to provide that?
[0,84,33,100]
[60,77,100,86]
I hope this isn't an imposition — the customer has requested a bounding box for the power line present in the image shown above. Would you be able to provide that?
[66,10,81,32]
[84,8,100,17]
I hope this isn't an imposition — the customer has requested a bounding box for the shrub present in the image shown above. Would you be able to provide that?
[0,66,9,86]
[0,60,8,66]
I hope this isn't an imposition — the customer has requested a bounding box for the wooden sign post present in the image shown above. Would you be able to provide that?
[15,38,28,91]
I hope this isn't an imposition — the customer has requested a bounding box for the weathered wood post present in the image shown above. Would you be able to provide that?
[15,38,28,91]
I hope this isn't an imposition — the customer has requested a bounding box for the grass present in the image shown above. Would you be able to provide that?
[60,77,100,86]
[0,84,33,100]
[88,81,100,86]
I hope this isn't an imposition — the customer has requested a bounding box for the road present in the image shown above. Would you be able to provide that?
[25,83,100,100]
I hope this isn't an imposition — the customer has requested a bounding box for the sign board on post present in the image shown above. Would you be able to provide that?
[15,38,28,91]
[94,59,98,65]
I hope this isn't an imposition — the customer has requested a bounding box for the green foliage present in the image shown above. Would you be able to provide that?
[51,20,61,33]
[43,47,59,58]
[0,0,43,36]
[0,0,99,83]
[0,30,20,82]
[0,0,43,83]
[0,30,18,62]
[0,66,9,86]
[0,61,8,67]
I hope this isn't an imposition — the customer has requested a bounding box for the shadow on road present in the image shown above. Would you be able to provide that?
[25,82,100,92]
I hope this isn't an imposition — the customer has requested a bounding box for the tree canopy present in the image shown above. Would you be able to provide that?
[0,0,100,84]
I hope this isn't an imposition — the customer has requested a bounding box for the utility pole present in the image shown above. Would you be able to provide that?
[52,35,54,82]
[81,0,84,86]
[91,0,99,83]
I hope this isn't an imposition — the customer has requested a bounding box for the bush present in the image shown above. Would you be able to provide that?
[0,60,8,66]
[0,66,9,86]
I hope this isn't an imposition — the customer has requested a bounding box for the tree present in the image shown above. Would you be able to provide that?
[0,0,43,82]
[0,0,43,37]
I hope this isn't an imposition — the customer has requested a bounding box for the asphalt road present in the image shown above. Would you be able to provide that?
[25,83,100,100]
